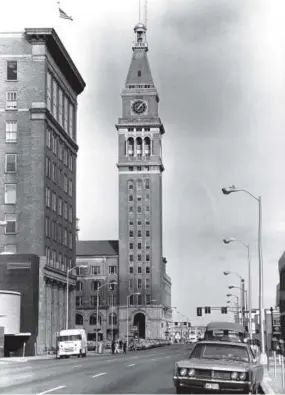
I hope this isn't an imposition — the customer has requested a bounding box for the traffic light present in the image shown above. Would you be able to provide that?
[221,307,228,314]
[197,307,202,316]
[188,322,191,327]
[205,306,211,314]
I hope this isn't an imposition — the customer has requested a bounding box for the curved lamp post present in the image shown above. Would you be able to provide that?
[223,270,246,326]
[224,237,252,339]
[96,281,117,352]
[222,185,266,364]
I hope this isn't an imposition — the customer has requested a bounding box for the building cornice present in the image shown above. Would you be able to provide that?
[25,28,86,95]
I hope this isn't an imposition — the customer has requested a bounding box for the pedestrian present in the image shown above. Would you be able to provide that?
[123,341,127,354]
[111,339,115,355]
[119,339,123,350]
[115,341,119,354]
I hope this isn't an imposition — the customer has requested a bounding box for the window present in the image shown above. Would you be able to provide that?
[129,279,133,289]
[58,198,62,216]
[4,244,16,254]
[69,205,73,223]
[5,154,17,173]
[129,266,133,274]
[137,218,142,225]
[52,79,57,119]
[145,179,150,189]
[45,217,50,237]
[47,71,52,111]
[137,206,141,213]
[64,202,68,220]
[129,255,133,262]
[76,297,82,307]
[58,224,62,244]
[138,278,142,289]
[68,179,73,197]
[69,155,73,171]
[146,254,150,262]
[129,166,134,171]
[129,206,133,213]
[146,294,151,304]
[5,214,16,234]
[64,96,68,131]
[58,88,63,126]
[109,282,116,291]
[6,91,17,110]
[138,254,142,262]
[64,174,68,193]
[137,230,142,238]
[146,266,150,274]
[63,229,67,246]
[52,134,57,155]
[5,121,17,142]
[7,61,17,81]
[109,313,117,325]
[146,278,151,288]
[108,295,116,305]
[52,193,57,212]
[146,205,150,212]
[129,295,134,305]
[146,230,150,237]
[138,70,141,77]
[145,219,150,225]
[129,195,133,202]
[69,103,74,138]
[137,295,142,305]
[146,193,150,200]
[138,243,142,249]
[129,242,133,250]
[129,219,134,226]
[129,230,134,237]
[58,168,62,188]
[109,266,117,275]
[137,196,142,202]
[91,280,100,291]
[90,314,101,325]
[138,266,142,274]
[128,183,133,190]
[91,266,100,275]
[58,142,63,161]
[69,232,73,249]
[137,166,141,171]
[63,148,68,165]
[5,184,16,204]
[76,314,83,325]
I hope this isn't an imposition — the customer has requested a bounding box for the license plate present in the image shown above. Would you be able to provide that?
[205,383,220,390]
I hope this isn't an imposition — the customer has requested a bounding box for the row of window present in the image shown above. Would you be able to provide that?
[128,293,152,306]
[45,188,73,217]
[128,166,159,172]
[76,296,116,307]
[76,280,116,291]
[45,247,72,272]
[129,205,150,213]
[128,194,150,202]
[129,230,150,238]
[76,294,153,308]
[129,253,150,262]
[47,71,75,140]
[129,218,150,226]
[45,217,73,249]
[46,158,73,196]
[46,129,74,171]
[129,278,151,289]
[76,265,117,276]
[75,312,117,326]
[126,126,151,131]
[125,137,152,157]
[128,180,150,190]
[129,266,151,274]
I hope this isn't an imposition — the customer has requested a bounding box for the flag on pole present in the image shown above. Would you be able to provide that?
[59,7,73,21]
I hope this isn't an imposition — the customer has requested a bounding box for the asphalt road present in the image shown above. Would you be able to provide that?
[0,344,190,394]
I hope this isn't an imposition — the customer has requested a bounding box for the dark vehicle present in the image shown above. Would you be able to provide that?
[173,340,263,394]
[204,322,248,343]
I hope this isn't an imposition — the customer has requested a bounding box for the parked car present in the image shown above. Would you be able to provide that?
[173,340,263,394]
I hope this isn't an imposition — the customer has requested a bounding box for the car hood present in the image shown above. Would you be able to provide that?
[176,358,250,372]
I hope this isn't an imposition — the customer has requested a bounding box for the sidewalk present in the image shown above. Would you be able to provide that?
[261,358,285,394]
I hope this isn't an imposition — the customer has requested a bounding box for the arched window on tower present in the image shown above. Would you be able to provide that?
[144,137,151,157]
[136,137,142,157]
[127,137,134,157]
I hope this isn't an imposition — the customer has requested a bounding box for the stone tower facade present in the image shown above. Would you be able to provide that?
[116,23,172,340]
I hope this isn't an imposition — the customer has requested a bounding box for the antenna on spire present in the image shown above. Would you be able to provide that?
[144,0,148,28]
[139,0,142,23]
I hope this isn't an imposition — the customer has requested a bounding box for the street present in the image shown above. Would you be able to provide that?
[0,344,190,394]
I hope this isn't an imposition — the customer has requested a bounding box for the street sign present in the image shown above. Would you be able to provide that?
[130,326,138,332]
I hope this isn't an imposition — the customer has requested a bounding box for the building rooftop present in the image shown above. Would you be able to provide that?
[76,240,119,257]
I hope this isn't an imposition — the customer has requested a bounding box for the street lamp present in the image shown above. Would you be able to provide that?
[222,185,266,364]
[228,285,248,327]
[224,271,246,325]
[127,293,141,349]
[223,237,252,339]
[66,264,88,330]
[96,281,117,352]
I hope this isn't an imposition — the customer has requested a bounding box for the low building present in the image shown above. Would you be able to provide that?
[75,240,119,342]
[279,251,285,340]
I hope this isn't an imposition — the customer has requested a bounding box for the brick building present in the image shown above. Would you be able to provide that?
[0,28,85,353]
[75,240,119,341]
[116,22,172,339]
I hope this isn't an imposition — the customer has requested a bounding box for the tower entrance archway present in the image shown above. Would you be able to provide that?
[133,313,146,339]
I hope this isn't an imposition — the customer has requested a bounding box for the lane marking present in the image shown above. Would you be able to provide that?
[17,374,34,379]
[165,356,170,359]
[106,359,113,362]
[92,372,107,378]
[72,365,82,368]
[37,386,66,395]
[127,363,136,367]
[151,359,156,361]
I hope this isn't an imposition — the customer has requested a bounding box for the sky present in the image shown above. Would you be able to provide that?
[1,0,285,325]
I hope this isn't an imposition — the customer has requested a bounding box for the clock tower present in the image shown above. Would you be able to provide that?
[116,22,171,341]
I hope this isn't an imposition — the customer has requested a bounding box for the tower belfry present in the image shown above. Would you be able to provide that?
[116,7,172,341]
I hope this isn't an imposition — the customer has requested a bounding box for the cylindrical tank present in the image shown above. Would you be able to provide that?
[0,291,21,334]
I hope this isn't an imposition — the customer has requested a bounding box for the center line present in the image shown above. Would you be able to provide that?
[92,372,107,378]
[165,356,170,359]
[127,363,136,367]
[72,365,82,368]
[37,385,66,395]
[151,359,156,361]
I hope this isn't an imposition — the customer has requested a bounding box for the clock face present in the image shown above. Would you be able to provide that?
[132,100,147,114]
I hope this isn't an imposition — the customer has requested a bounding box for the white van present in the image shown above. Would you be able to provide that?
[57,329,87,358]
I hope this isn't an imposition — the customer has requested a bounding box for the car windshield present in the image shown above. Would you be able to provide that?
[190,343,249,362]
[58,335,81,341]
